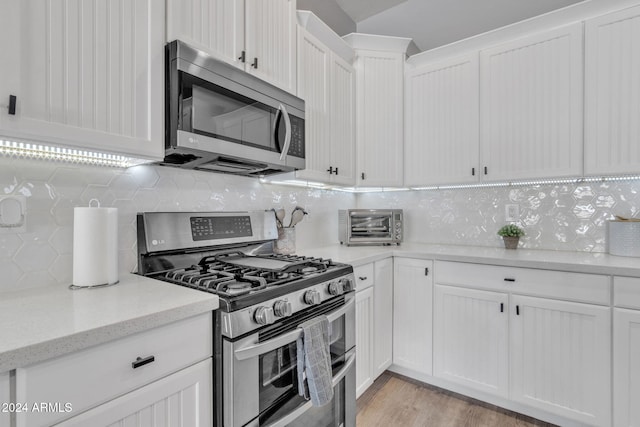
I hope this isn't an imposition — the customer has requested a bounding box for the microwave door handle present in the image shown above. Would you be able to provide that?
[262,351,356,427]
[278,103,292,161]
[234,297,355,361]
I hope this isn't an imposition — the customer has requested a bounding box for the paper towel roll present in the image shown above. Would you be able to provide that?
[72,207,119,287]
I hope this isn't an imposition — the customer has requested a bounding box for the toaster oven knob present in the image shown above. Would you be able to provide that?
[328,282,344,296]
[273,300,293,317]
[304,289,322,305]
[254,306,275,325]
[339,278,354,293]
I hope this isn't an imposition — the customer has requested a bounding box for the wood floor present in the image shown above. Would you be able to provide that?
[356,372,557,427]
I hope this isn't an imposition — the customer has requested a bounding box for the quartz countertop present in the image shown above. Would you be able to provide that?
[298,243,640,277]
[0,274,218,372]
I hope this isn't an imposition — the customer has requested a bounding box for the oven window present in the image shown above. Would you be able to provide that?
[258,316,347,420]
[350,215,392,238]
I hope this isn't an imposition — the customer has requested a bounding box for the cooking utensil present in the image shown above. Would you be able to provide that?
[272,208,285,228]
[288,206,307,228]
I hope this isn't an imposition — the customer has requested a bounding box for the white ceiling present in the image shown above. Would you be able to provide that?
[340,0,586,51]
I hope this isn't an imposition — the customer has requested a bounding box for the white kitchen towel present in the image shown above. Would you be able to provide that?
[296,316,334,406]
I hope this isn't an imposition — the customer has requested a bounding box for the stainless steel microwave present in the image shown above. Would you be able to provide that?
[163,40,305,177]
[339,209,403,246]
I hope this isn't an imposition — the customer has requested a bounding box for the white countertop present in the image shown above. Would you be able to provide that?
[0,274,218,372]
[298,243,640,277]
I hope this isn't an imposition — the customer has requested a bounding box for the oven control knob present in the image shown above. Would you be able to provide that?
[304,289,322,305]
[254,306,275,325]
[339,278,354,293]
[328,281,344,296]
[273,300,293,317]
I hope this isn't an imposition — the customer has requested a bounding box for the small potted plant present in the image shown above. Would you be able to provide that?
[497,224,525,249]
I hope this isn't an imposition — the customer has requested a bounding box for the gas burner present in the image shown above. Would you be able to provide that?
[300,266,318,274]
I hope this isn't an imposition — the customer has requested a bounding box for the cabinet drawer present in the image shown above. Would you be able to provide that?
[16,312,212,427]
[614,276,640,309]
[435,261,609,305]
[354,263,374,290]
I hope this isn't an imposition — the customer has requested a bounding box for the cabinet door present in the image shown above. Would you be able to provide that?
[166,0,244,69]
[405,53,479,186]
[329,53,356,186]
[373,258,393,378]
[55,359,212,427]
[585,5,640,176]
[295,28,331,183]
[393,258,433,375]
[245,0,297,94]
[480,24,583,181]
[355,50,404,187]
[0,372,8,427]
[433,285,508,397]
[0,0,164,160]
[356,286,374,398]
[614,308,640,427]
[511,295,610,426]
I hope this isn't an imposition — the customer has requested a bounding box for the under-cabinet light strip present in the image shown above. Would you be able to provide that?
[263,175,640,192]
[0,139,151,168]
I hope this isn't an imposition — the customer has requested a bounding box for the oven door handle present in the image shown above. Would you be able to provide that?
[263,351,356,427]
[234,297,354,361]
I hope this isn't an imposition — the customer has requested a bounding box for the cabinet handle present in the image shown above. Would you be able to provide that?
[504,278,515,282]
[358,276,367,281]
[251,57,258,69]
[334,167,338,175]
[516,305,520,316]
[472,167,475,176]
[8,95,16,115]
[132,355,155,369]
[238,51,246,63]
[500,303,504,313]
[424,268,429,276]
[327,166,334,174]
[361,172,365,180]
[484,166,488,175]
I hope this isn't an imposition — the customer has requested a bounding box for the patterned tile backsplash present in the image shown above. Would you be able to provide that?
[1,154,640,292]
[358,181,640,251]
[0,157,355,292]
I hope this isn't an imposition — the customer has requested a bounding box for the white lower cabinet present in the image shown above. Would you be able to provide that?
[614,308,640,427]
[433,285,508,398]
[55,359,211,427]
[1,372,9,427]
[16,312,212,427]
[355,286,374,398]
[392,258,433,377]
[355,258,394,398]
[510,295,610,426]
[373,258,393,377]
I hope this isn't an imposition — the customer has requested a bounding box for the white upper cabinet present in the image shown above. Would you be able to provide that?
[480,23,584,181]
[296,21,355,185]
[585,5,640,176]
[405,53,480,186]
[167,0,297,94]
[0,0,165,160]
[346,34,410,187]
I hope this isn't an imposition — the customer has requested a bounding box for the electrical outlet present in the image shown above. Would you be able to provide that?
[505,204,519,222]
[0,195,27,233]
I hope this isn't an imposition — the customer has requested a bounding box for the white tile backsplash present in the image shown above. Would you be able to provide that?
[0,157,355,292]
[357,181,640,251]
[3,154,640,292]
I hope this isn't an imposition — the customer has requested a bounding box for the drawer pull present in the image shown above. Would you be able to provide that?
[132,355,155,369]
[358,276,367,281]
[516,305,520,316]
[500,303,504,313]
[504,278,516,282]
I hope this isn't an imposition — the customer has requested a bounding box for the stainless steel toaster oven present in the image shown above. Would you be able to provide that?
[338,209,403,246]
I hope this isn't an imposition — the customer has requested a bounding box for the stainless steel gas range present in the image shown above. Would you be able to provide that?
[136,211,356,427]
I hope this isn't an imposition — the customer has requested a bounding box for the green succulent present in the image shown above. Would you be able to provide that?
[497,224,525,237]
